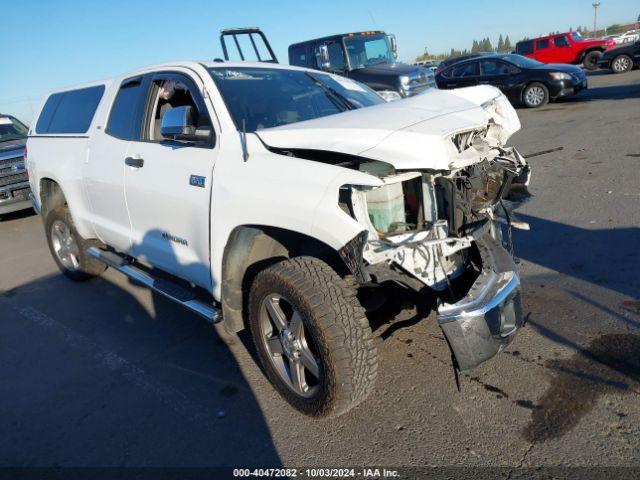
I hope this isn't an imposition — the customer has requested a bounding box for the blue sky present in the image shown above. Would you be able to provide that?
[2,0,637,123]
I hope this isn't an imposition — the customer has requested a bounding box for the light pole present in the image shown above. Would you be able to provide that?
[592,2,601,38]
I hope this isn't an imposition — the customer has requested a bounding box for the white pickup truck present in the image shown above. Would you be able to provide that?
[27,61,531,417]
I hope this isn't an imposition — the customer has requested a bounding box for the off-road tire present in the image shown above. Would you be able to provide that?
[45,206,107,281]
[522,82,549,108]
[611,54,633,73]
[248,256,377,417]
[583,50,601,71]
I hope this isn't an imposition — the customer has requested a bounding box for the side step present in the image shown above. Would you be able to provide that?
[87,247,222,324]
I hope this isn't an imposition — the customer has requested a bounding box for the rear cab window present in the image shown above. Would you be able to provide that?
[36,85,105,134]
[106,77,146,140]
[289,44,310,67]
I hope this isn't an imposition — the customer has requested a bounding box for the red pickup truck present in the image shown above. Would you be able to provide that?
[515,32,615,70]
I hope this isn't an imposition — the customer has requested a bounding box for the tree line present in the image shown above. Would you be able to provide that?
[415,33,513,62]
[415,20,640,63]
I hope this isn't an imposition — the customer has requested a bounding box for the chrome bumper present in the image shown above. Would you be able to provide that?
[437,235,524,371]
[0,181,33,215]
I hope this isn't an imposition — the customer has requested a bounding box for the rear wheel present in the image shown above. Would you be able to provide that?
[611,54,633,73]
[248,257,377,417]
[522,82,549,108]
[45,206,107,281]
[583,50,602,71]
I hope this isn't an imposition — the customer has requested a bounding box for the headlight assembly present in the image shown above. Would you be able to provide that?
[377,90,402,102]
[550,72,572,81]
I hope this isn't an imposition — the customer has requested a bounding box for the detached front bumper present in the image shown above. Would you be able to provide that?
[437,235,524,371]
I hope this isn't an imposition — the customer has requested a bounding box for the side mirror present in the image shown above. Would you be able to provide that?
[160,105,211,143]
[388,34,398,59]
[318,45,331,70]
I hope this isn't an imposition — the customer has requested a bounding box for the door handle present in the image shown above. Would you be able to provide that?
[125,157,144,168]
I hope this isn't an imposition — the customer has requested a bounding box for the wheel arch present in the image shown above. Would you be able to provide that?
[220,225,358,334]
[39,177,68,217]
[579,46,604,61]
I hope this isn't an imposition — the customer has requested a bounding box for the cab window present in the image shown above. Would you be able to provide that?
[451,62,479,78]
[324,42,346,71]
[480,60,512,76]
[554,35,570,47]
[289,44,309,67]
[106,78,145,140]
[142,73,213,147]
[537,39,550,49]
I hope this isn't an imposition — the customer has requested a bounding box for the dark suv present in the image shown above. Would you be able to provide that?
[288,31,436,100]
[0,115,31,216]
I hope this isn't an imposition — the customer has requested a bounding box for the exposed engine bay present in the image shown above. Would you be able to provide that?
[343,128,532,292]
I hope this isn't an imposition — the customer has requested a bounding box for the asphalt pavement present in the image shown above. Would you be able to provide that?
[1,69,639,473]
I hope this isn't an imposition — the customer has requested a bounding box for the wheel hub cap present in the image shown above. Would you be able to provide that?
[260,294,321,398]
[280,330,300,358]
[51,220,80,271]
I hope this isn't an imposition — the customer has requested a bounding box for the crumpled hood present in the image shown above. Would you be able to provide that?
[255,85,520,171]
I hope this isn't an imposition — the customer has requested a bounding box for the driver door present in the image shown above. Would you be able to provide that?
[123,70,218,290]
[552,35,575,63]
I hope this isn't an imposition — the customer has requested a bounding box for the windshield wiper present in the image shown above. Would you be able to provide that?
[304,72,355,111]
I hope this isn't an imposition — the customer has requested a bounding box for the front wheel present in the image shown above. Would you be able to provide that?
[583,50,602,71]
[522,82,549,108]
[611,54,633,73]
[45,206,107,281]
[248,257,377,417]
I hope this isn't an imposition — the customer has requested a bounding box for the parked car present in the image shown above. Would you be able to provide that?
[27,61,532,417]
[415,60,440,72]
[437,53,492,72]
[598,40,640,73]
[0,114,32,217]
[612,29,640,45]
[515,31,615,70]
[287,31,436,101]
[436,54,588,108]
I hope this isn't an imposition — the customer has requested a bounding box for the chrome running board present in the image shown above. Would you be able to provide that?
[87,247,222,324]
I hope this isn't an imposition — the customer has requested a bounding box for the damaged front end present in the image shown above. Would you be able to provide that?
[343,130,532,371]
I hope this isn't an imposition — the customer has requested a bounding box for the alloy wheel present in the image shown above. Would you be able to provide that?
[259,294,322,398]
[613,56,632,73]
[525,86,545,107]
[50,220,80,271]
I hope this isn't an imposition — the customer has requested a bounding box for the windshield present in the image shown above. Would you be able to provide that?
[344,34,394,69]
[570,32,584,42]
[497,54,543,68]
[0,116,28,143]
[208,67,384,132]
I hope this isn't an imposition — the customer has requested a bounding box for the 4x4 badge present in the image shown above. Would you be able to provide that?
[189,175,206,188]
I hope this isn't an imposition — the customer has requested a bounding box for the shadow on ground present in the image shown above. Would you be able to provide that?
[514,214,640,299]
[0,272,280,467]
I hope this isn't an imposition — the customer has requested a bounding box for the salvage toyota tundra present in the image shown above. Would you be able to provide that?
[27,61,531,417]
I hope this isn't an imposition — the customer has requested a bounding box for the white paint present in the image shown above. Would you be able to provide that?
[27,60,523,301]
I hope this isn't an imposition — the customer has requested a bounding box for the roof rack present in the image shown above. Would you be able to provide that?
[220,28,278,63]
